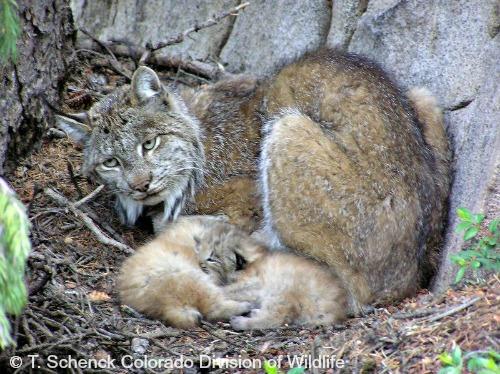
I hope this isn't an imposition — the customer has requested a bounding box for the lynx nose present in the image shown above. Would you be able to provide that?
[129,173,152,193]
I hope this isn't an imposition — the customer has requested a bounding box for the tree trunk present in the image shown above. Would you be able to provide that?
[0,0,74,174]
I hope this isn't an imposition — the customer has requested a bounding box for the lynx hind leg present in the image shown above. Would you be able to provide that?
[260,111,373,314]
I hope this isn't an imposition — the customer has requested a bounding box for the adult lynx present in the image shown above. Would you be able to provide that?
[57,49,450,314]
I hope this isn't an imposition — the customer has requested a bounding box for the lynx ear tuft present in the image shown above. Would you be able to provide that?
[131,66,162,103]
[55,114,91,144]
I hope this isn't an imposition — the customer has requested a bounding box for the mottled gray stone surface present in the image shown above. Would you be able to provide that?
[347,0,498,110]
[71,0,238,61]
[327,0,368,49]
[220,0,331,75]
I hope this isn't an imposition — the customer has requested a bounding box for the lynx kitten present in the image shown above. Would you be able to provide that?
[196,221,347,330]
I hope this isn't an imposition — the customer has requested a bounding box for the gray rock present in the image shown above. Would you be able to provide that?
[70,0,237,62]
[435,39,499,288]
[327,0,368,49]
[131,337,149,355]
[348,0,498,110]
[220,0,331,75]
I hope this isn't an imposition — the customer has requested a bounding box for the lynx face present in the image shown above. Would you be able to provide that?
[56,67,205,225]
[195,222,266,284]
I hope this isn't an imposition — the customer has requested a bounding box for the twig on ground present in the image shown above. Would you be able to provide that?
[392,307,441,319]
[74,185,104,208]
[44,187,134,254]
[199,321,248,350]
[423,296,482,323]
[79,28,133,80]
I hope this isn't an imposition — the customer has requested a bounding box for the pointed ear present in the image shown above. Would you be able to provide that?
[55,114,91,144]
[131,66,162,103]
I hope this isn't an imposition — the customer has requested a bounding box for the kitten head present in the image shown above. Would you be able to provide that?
[195,222,267,284]
[56,67,205,225]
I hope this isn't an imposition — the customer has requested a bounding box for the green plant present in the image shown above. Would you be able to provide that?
[263,361,305,374]
[438,345,499,374]
[451,208,499,284]
[0,0,21,63]
[0,178,31,349]
[438,344,463,374]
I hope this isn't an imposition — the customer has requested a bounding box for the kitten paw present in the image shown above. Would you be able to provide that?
[230,316,251,331]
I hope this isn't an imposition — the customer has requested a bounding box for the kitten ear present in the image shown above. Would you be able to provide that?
[131,66,162,103]
[55,114,91,144]
[193,236,201,252]
[234,252,247,271]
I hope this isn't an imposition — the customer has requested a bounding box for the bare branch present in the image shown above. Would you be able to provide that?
[74,185,104,208]
[146,2,250,51]
[44,187,134,254]
[76,38,225,80]
[79,28,133,80]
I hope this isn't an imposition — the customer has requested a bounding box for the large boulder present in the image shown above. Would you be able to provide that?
[219,0,331,74]
[70,0,238,62]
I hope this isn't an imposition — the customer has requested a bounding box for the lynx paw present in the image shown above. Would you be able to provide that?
[207,301,252,321]
[164,308,202,329]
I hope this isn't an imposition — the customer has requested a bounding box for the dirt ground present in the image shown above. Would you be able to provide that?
[0,56,498,373]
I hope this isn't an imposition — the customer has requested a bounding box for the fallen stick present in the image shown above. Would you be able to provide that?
[80,28,132,80]
[424,296,481,323]
[76,38,225,80]
[74,185,104,208]
[44,187,134,254]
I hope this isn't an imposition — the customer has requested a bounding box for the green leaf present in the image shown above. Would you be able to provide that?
[464,226,479,241]
[473,213,485,225]
[488,219,499,234]
[287,368,305,374]
[451,345,463,367]
[439,352,454,366]
[484,236,497,246]
[457,207,473,222]
[451,255,467,266]
[471,260,481,269]
[487,350,500,361]
[263,361,279,374]
[456,221,472,233]
[468,356,498,372]
[454,267,466,284]
[438,367,461,374]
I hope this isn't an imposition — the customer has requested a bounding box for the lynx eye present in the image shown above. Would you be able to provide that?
[102,158,119,168]
[142,136,159,151]
[207,257,218,264]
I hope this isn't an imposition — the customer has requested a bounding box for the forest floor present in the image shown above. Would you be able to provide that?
[1,57,498,374]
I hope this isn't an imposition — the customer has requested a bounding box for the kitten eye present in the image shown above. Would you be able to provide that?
[207,257,218,264]
[142,136,159,151]
[102,158,119,168]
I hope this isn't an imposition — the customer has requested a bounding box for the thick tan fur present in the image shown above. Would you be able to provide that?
[60,49,451,316]
[196,221,347,330]
[117,216,250,328]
